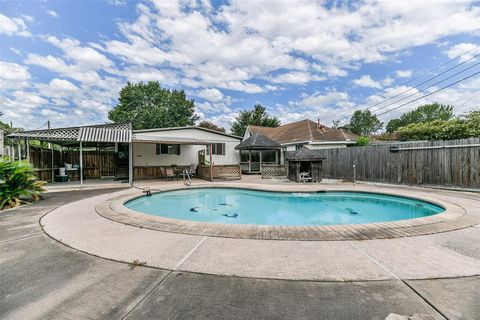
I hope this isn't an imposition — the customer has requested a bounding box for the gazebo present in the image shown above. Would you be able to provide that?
[235,133,281,174]
[286,148,325,182]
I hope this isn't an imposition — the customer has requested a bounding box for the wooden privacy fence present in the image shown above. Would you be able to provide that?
[28,147,117,181]
[320,138,480,189]
[261,164,288,179]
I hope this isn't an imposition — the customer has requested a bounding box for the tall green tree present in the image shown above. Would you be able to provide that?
[230,104,280,136]
[108,81,199,130]
[198,120,226,133]
[386,103,454,133]
[344,110,383,136]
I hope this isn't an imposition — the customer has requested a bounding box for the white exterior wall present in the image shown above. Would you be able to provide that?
[133,128,241,166]
[304,143,349,150]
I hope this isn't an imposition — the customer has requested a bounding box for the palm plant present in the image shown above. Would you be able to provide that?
[0,158,44,210]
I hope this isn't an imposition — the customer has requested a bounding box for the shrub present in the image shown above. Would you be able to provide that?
[0,158,44,210]
[355,136,370,146]
[396,119,471,141]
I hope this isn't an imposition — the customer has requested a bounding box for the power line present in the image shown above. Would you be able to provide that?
[338,60,480,126]
[362,60,480,116]
[34,122,49,130]
[455,90,480,112]
[375,71,480,118]
[332,46,480,124]
[368,47,480,113]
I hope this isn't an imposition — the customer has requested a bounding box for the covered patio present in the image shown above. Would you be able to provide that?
[8,123,133,187]
[132,133,241,181]
[236,133,281,174]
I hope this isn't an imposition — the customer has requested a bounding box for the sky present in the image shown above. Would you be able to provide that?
[0,0,479,132]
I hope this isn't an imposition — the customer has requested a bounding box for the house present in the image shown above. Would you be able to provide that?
[132,126,242,179]
[239,119,357,173]
[8,123,242,185]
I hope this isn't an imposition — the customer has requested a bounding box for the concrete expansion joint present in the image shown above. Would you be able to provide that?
[347,241,400,280]
[0,233,43,245]
[174,236,208,270]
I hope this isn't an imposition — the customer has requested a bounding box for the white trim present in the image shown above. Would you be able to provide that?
[279,140,355,146]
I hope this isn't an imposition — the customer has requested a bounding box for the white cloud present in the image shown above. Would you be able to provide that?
[25,54,69,73]
[107,0,127,6]
[299,91,350,108]
[197,88,224,102]
[382,77,395,86]
[46,36,112,69]
[446,42,479,62]
[0,13,31,37]
[270,71,325,84]
[46,10,58,18]
[0,61,31,89]
[395,70,413,78]
[353,75,382,89]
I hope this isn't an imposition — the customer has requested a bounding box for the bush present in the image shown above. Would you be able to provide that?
[0,158,44,210]
[355,136,370,146]
[396,110,480,141]
[396,119,475,141]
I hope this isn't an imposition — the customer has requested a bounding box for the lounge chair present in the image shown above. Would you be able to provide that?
[165,167,176,181]
[160,167,167,181]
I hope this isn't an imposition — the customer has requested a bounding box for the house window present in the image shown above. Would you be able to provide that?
[156,144,180,155]
[206,143,226,155]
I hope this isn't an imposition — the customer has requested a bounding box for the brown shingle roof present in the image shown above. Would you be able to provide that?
[248,119,357,144]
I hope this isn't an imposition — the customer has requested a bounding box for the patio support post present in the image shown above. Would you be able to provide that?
[79,141,83,187]
[51,142,54,183]
[259,150,262,173]
[248,150,251,173]
[128,142,133,186]
[17,139,21,160]
[25,138,30,162]
[209,143,213,181]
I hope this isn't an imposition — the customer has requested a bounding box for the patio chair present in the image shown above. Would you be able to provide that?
[159,167,167,181]
[187,163,197,177]
[165,167,176,181]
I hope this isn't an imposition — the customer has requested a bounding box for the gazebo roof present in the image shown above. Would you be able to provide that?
[235,133,281,150]
[8,123,132,143]
[286,148,326,161]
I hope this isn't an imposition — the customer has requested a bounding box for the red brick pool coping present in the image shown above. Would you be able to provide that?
[95,185,477,241]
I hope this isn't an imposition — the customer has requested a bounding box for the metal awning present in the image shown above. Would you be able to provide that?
[132,134,220,145]
[8,123,132,143]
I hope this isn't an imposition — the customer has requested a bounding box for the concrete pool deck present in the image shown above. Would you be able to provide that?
[40,177,480,281]
[2,184,480,319]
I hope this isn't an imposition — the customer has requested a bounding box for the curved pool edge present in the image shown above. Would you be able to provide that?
[95,184,474,241]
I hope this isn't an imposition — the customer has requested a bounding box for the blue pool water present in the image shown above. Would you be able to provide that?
[125,188,444,226]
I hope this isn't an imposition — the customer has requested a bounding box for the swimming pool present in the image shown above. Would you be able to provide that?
[124,188,444,226]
